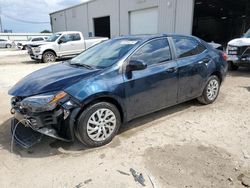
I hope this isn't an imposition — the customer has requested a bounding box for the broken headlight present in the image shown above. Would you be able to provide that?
[20,91,67,113]
[33,47,41,53]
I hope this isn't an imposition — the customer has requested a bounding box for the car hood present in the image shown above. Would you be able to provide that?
[228,38,250,47]
[29,41,53,47]
[8,62,100,97]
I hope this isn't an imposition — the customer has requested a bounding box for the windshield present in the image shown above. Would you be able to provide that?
[46,33,61,42]
[70,39,139,68]
[243,29,250,38]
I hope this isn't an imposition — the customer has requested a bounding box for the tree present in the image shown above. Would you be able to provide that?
[40,30,51,33]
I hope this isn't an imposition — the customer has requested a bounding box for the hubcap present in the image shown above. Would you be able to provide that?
[206,79,219,101]
[45,53,55,62]
[87,108,116,142]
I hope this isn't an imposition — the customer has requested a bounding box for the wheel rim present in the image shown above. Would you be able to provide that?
[45,53,55,62]
[87,108,117,142]
[206,79,219,101]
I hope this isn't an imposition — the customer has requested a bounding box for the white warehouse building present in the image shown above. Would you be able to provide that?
[50,0,250,45]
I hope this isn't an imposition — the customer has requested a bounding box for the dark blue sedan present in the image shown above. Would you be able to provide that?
[9,34,228,148]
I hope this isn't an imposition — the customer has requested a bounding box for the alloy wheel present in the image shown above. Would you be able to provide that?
[206,79,219,101]
[45,53,55,62]
[86,108,117,142]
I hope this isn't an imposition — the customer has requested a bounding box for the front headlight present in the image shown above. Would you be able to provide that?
[20,91,67,113]
[33,47,41,53]
[228,46,238,51]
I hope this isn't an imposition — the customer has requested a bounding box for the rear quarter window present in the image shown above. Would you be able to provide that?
[173,37,206,58]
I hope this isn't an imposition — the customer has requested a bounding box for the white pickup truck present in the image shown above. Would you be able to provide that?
[226,29,250,70]
[28,31,108,63]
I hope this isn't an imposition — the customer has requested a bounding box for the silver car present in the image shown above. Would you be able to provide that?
[0,39,13,48]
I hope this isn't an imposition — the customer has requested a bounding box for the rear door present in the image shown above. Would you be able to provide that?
[172,36,209,102]
[124,37,178,120]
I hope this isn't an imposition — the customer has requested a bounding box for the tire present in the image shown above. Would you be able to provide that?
[76,102,121,147]
[5,44,11,48]
[42,51,56,63]
[197,75,220,105]
[228,61,239,71]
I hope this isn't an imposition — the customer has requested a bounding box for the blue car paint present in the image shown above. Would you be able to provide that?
[8,63,101,97]
[9,34,228,123]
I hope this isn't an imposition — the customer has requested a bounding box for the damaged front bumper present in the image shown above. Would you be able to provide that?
[10,94,81,148]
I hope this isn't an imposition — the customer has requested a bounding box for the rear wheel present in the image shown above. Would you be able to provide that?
[42,51,56,63]
[76,102,121,147]
[228,61,239,71]
[197,75,220,105]
[5,44,11,48]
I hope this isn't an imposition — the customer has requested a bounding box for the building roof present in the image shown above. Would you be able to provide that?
[50,0,95,15]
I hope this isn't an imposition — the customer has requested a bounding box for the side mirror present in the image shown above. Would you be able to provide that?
[58,38,66,44]
[127,60,147,72]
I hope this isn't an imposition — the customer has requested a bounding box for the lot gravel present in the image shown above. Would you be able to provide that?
[0,49,249,188]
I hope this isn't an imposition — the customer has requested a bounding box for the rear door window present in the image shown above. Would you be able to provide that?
[173,37,206,58]
[32,38,44,42]
[131,38,171,66]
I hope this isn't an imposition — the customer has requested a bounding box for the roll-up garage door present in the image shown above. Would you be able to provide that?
[130,7,158,35]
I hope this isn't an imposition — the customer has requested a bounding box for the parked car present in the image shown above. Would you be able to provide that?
[27,31,108,63]
[17,36,48,50]
[9,34,228,148]
[226,28,250,70]
[0,39,14,48]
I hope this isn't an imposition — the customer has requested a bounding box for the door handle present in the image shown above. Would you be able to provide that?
[165,67,177,73]
[198,58,212,65]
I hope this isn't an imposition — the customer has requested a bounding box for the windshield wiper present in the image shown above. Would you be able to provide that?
[70,63,94,70]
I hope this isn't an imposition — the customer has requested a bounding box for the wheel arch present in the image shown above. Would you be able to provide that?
[77,94,125,123]
[43,49,57,57]
[210,71,222,83]
[5,43,11,48]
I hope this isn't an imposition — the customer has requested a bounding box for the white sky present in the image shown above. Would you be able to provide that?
[0,0,89,32]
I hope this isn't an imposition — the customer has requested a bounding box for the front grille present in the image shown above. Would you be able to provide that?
[241,47,250,56]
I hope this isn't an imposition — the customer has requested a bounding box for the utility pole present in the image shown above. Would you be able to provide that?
[0,4,3,33]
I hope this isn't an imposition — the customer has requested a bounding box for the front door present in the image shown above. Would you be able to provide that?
[58,33,83,56]
[123,38,178,120]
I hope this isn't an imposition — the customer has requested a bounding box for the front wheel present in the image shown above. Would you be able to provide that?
[228,61,239,71]
[42,51,56,63]
[76,102,121,147]
[197,75,220,105]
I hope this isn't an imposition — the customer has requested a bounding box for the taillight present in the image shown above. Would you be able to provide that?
[221,52,227,61]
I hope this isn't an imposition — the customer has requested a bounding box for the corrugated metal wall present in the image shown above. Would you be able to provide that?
[175,0,194,34]
[50,0,194,38]
[65,5,89,38]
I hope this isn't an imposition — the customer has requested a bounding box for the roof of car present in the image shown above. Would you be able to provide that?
[117,33,196,42]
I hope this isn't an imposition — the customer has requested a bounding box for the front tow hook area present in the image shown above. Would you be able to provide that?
[11,118,42,149]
